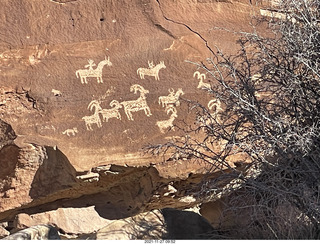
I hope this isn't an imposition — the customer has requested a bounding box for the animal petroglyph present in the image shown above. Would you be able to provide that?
[82,100,102,131]
[193,71,210,89]
[62,127,78,136]
[120,84,152,121]
[137,61,166,80]
[158,88,184,108]
[99,100,122,122]
[76,56,112,84]
[156,106,178,134]
[88,99,122,122]
[208,98,223,122]
[82,113,102,131]
[51,89,62,96]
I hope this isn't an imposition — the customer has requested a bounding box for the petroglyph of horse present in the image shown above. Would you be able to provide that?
[158,88,184,108]
[120,84,152,121]
[62,127,78,136]
[76,56,112,84]
[156,106,178,134]
[137,61,166,80]
[193,71,210,89]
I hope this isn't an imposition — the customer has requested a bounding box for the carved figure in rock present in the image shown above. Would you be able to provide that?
[99,100,122,122]
[158,88,184,108]
[120,84,152,121]
[137,61,166,80]
[62,127,78,136]
[148,60,154,69]
[156,106,178,133]
[85,59,96,74]
[208,98,223,122]
[193,71,210,89]
[51,89,62,96]
[76,56,112,84]
[82,100,102,131]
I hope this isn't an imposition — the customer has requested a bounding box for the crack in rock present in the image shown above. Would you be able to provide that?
[50,0,77,4]
[155,0,215,56]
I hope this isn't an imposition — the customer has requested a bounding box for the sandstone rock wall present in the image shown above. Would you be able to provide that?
[0,0,272,239]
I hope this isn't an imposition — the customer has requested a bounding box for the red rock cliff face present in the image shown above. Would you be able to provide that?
[0,0,267,232]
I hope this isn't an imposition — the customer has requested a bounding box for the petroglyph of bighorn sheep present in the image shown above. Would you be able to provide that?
[208,98,223,122]
[82,113,102,131]
[76,56,112,84]
[137,61,166,80]
[156,106,178,134]
[99,100,122,122]
[120,84,152,121]
[82,100,102,131]
[87,99,122,122]
[193,71,210,89]
[51,89,62,96]
[158,88,184,108]
[62,127,78,136]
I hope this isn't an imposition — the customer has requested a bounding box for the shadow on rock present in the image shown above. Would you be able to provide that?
[161,208,216,240]
[29,146,77,198]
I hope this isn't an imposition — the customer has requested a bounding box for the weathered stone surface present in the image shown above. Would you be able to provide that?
[96,208,215,240]
[13,207,112,235]
[0,225,10,239]
[0,0,273,237]
[0,0,262,171]
[2,224,60,240]
[0,118,16,150]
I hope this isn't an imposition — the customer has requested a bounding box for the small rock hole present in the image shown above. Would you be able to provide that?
[100,18,105,22]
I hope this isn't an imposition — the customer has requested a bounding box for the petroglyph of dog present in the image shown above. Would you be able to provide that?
[62,127,78,136]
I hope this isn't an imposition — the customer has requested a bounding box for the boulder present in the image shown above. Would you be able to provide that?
[24,207,112,235]
[0,225,10,239]
[2,224,60,240]
[96,208,216,240]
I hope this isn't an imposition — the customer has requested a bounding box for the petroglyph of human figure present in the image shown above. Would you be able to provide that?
[193,71,210,89]
[208,98,223,122]
[137,61,166,80]
[156,106,178,134]
[120,84,152,121]
[76,56,112,84]
[62,127,78,136]
[158,88,184,108]
[82,101,102,131]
